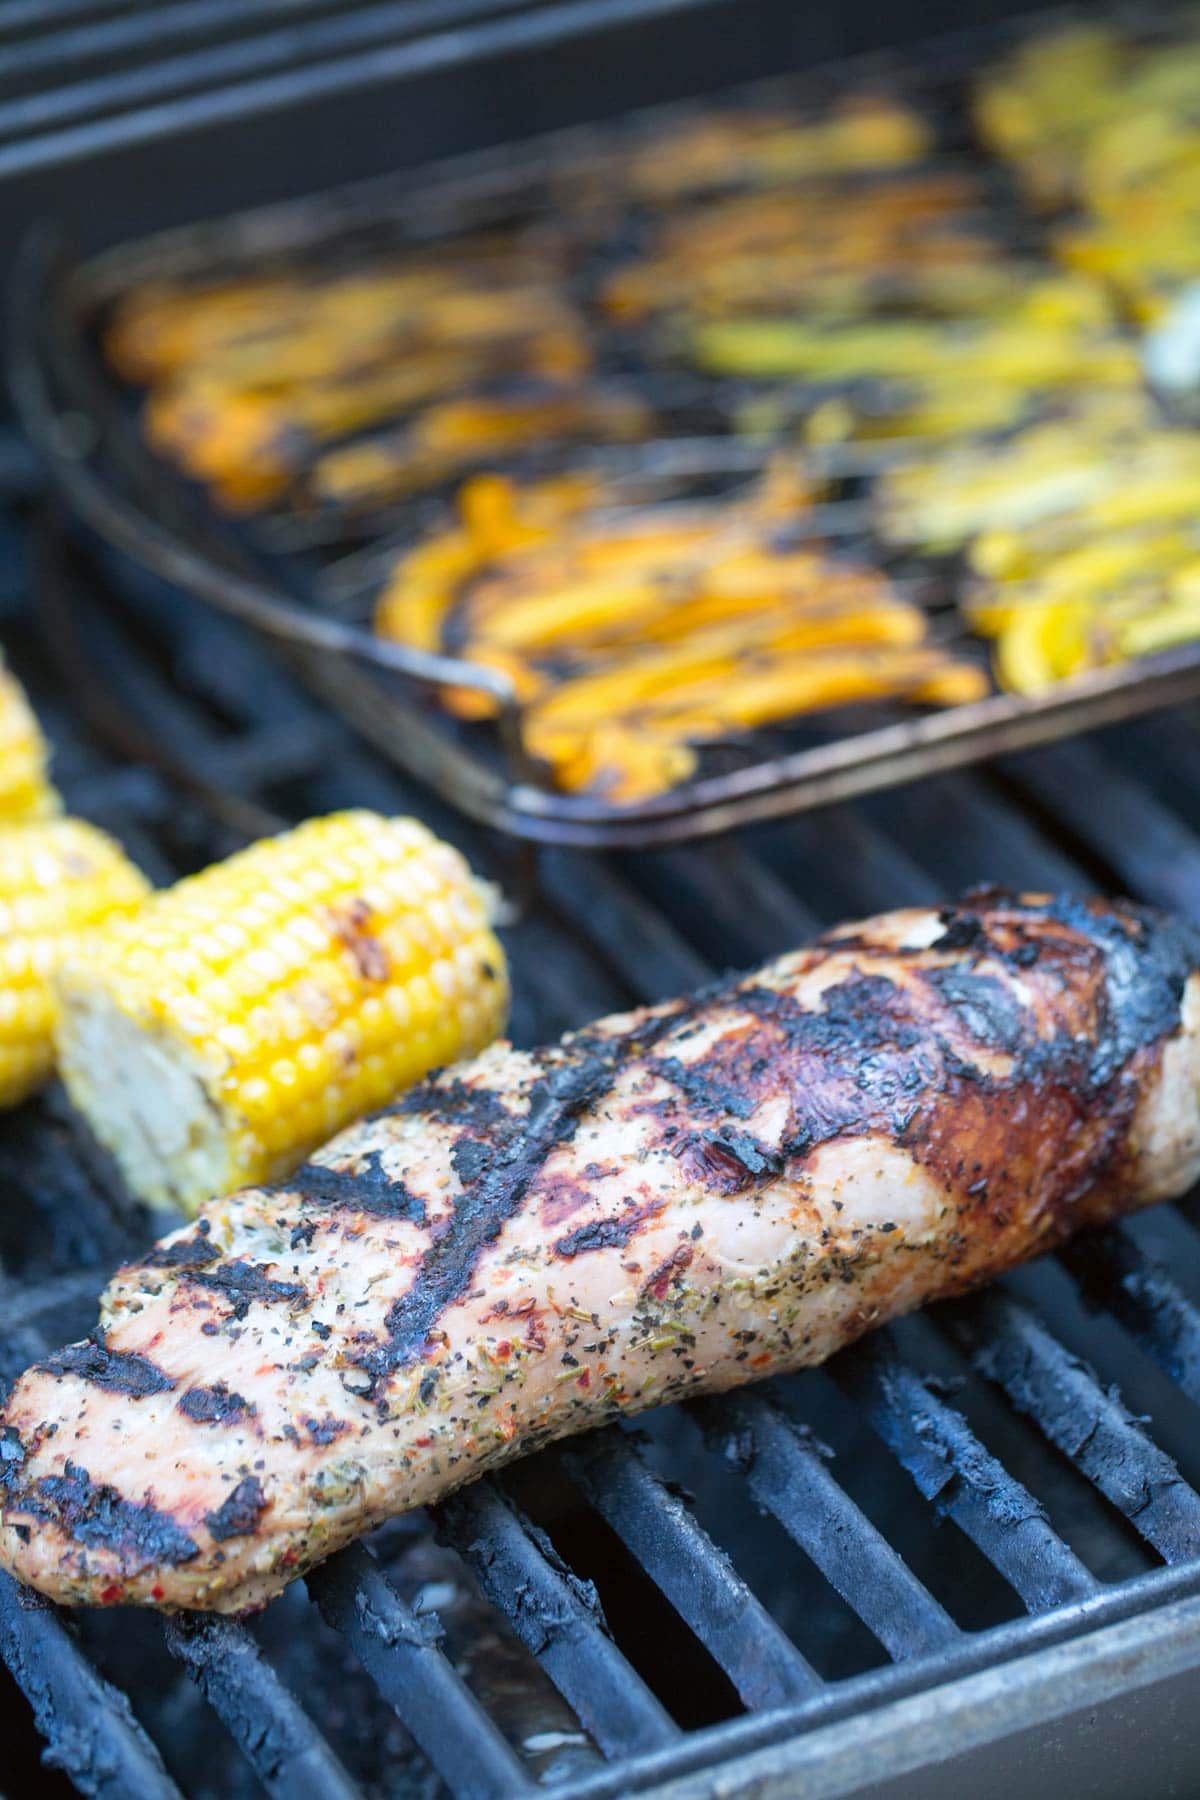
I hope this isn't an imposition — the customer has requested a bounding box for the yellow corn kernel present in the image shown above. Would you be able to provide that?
[0,819,150,1108]
[0,658,58,822]
[56,810,509,1215]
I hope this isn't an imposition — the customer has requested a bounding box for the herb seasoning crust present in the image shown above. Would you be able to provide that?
[4,890,1200,1612]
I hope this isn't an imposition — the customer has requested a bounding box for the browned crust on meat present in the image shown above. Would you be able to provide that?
[2,889,1199,1612]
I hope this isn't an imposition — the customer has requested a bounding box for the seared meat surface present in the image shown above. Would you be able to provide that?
[4,890,1200,1612]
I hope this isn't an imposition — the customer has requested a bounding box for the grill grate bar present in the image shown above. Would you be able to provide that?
[0,0,545,145]
[163,1613,362,1800]
[437,1478,680,1757]
[0,0,743,179]
[537,851,711,1002]
[561,1426,822,1709]
[0,1268,103,1381]
[692,1390,959,1662]
[835,1334,1101,1611]
[999,739,1200,922]
[308,1542,535,1798]
[643,845,824,960]
[946,1289,1200,1564]
[15,342,1200,1789]
[1061,1226,1200,1406]
[0,1570,183,1800]
[0,0,385,86]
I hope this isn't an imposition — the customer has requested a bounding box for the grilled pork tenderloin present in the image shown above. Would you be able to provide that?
[3,890,1200,1612]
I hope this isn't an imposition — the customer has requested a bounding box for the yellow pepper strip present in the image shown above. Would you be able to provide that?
[105,244,579,379]
[994,599,1097,695]
[634,648,980,733]
[145,354,478,506]
[526,619,941,761]
[466,571,671,655]
[966,528,1198,636]
[375,472,604,718]
[446,464,819,657]
[375,474,597,621]
[911,662,992,707]
[375,532,480,653]
[691,317,1138,389]
[536,646,987,800]
[1111,596,1200,661]
[311,388,645,511]
[550,726,701,803]
[623,94,932,203]
[877,393,1176,552]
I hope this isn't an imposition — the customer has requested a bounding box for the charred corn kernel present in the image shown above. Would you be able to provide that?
[0,819,149,1109]
[55,811,509,1215]
[0,659,58,822]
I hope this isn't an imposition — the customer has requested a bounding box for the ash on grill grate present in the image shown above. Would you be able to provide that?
[9,422,1200,1798]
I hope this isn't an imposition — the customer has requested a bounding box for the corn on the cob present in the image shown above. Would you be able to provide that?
[0,820,150,1109]
[55,811,509,1216]
[0,658,58,822]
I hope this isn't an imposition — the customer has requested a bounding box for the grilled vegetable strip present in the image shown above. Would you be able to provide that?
[377,467,985,798]
[690,316,1138,390]
[310,387,650,513]
[55,812,508,1216]
[3,891,1199,1612]
[117,245,592,509]
[603,170,1001,323]
[0,820,149,1109]
[977,21,1200,318]
[616,93,933,201]
[0,658,58,822]
[874,385,1200,693]
[105,248,581,385]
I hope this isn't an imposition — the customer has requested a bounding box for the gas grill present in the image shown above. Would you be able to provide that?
[7,2,1200,1796]
[22,6,1200,848]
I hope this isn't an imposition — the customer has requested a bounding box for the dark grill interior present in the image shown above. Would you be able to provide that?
[7,412,1200,1796]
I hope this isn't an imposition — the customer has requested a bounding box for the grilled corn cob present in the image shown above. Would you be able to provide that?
[0,820,150,1109]
[55,811,509,1216]
[0,658,58,822]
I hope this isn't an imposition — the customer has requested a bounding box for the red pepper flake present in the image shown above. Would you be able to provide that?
[748,1353,772,1368]
[151,1585,166,1601]
[576,1369,591,1390]
[643,1243,693,1302]
[413,1434,433,1449]
[281,1547,298,1566]
[99,1582,123,1605]
[524,1316,546,1351]
[494,1340,512,1359]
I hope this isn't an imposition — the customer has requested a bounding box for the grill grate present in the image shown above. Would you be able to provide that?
[7,441,1200,1796]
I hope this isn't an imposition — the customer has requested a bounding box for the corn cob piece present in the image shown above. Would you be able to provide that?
[0,820,150,1109]
[0,658,58,822]
[55,811,509,1215]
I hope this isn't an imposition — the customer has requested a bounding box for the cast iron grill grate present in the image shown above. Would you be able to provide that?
[5,437,1200,1796]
